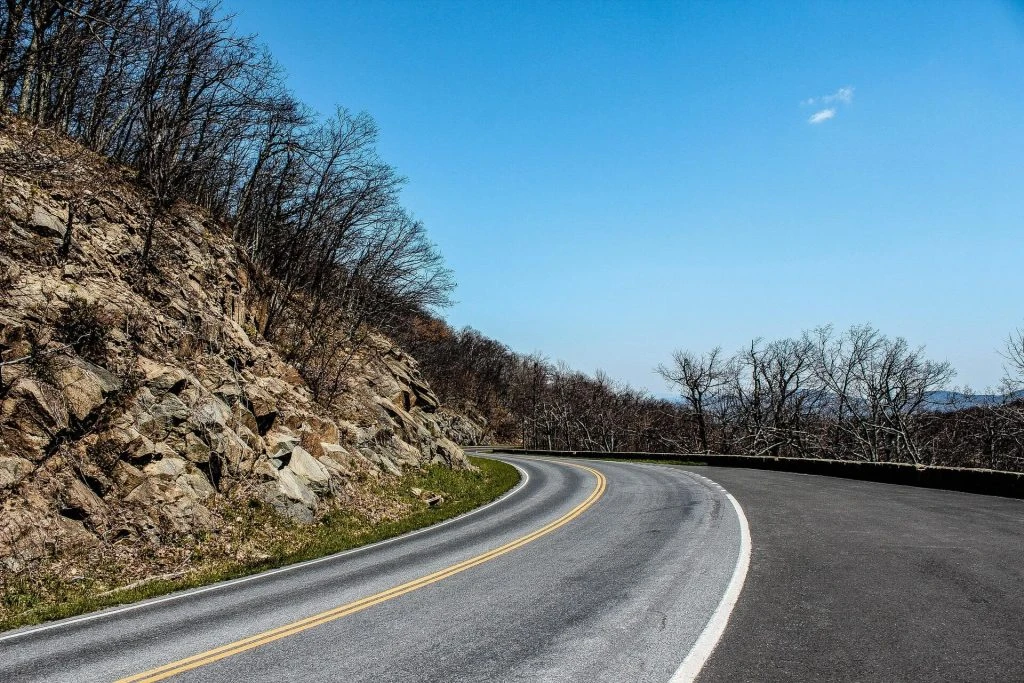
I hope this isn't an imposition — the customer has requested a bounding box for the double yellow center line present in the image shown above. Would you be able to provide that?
[118,461,606,682]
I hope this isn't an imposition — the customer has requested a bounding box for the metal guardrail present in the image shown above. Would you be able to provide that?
[466,447,1024,499]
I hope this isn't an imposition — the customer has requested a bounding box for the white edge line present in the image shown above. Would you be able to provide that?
[669,475,752,683]
[507,454,751,683]
[0,458,529,643]
[507,455,751,682]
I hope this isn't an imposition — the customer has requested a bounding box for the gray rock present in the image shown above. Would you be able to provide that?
[274,466,318,507]
[27,205,65,238]
[151,393,191,426]
[182,432,211,464]
[143,455,187,479]
[194,398,231,429]
[56,359,122,422]
[0,457,33,488]
[213,382,243,406]
[176,471,215,500]
[136,356,189,395]
[287,446,330,488]
[58,364,106,422]
[203,428,254,466]
[75,359,123,395]
[317,454,352,477]
[360,448,402,476]
[265,429,300,461]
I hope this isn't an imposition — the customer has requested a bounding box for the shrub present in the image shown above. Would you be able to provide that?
[54,297,112,362]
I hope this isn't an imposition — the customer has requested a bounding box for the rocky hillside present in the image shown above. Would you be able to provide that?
[0,117,471,579]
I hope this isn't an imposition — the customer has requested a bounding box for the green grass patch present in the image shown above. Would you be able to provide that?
[0,456,519,633]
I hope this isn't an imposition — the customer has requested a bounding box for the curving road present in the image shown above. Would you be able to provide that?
[4,456,1021,682]
[0,457,747,682]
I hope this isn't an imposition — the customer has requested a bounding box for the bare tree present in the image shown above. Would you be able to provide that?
[1003,327,1024,390]
[657,347,728,453]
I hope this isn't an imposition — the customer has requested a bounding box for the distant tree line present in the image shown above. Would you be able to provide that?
[0,0,453,402]
[392,318,692,453]
[656,324,1023,470]
[397,317,1024,471]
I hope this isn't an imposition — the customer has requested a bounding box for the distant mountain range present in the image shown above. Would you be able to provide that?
[660,390,1024,412]
[923,391,1024,412]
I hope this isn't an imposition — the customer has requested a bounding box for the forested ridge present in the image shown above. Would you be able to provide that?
[2,0,1022,472]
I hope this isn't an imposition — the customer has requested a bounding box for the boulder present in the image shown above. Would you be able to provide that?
[236,425,262,451]
[27,205,65,239]
[127,435,158,465]
[193,397,231,429]
[230,401,260,434]
[176,471,216,500]
[182,432,212,464]
[360,448,402,476]
[318,443,355,476]
[0,456,33,488]
[58,477,105,521]
[213,382,243,406]
[57,359,122,422]
[295,416,339,459]
[97,422,141,451]
[272,467,318,507]
[0,314,26,350]
[123,478,213,534]
[286,446,330,489]
[122,477,183,508]
[246,386,278,435]
[265,429,300,463]
[143,456,187,479]
[374,396,432,446]
[409,380,440,414]
[136,356,189,394]
[112,460,145,490]
[214,429,255,466]
[149,393,191,428]
[317,454,352,478]
[77,359,122,394]
[1,378,68,457]
[255,376,291,397]
[144,393,190,430]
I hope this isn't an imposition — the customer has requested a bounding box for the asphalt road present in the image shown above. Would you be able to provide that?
[0,457,745,682]
[687,465,1024,682]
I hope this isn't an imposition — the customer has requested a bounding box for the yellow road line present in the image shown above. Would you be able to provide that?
[117,461,606,683]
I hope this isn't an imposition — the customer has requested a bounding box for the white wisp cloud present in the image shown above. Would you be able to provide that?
[802,86,854,124]
[808,108,836,124]
[829,86,854,104]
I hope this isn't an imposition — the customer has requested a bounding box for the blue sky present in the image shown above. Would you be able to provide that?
[223,0,1024,394]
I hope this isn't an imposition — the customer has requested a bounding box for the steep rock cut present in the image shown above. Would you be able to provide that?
[0,118,469,576]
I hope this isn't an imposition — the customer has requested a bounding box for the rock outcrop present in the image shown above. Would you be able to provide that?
[0,117,475,575]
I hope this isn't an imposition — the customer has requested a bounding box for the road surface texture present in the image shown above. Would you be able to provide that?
[685,465,1024,683]
[0,457,745,682]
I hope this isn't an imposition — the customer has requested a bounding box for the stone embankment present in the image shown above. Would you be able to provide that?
[0,118,472,578]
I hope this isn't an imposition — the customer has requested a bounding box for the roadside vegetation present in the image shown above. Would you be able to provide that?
[0,456,518,633]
